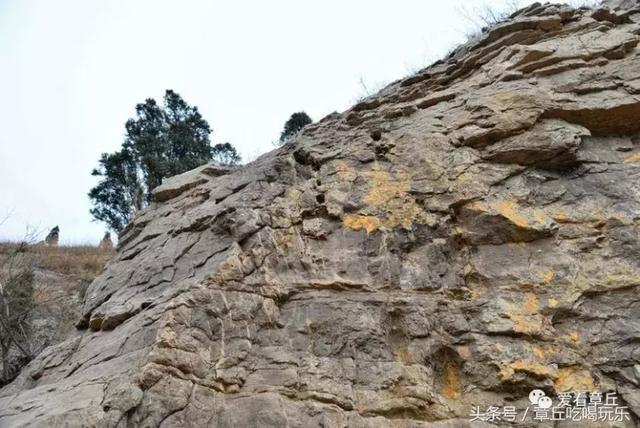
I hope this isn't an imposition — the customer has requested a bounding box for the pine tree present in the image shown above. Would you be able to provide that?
[89,90,241,232]
[211,143,241,166]
[279,111,312,144]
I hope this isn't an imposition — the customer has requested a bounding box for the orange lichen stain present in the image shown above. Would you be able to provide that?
[441,361,461,399]
[343,215,381,234]
[385,198,435,229]
[532,345,546,360]
[334,160,357,181]
[522,292,540,312]
[496,200,530,228]
[344,208,434,234]
[554,367,595,392]
[500,360,556,381]
[467,199,532,228]
[505,293,544,334]
[623,151,640,164]
[561,330,580,343]
[506,312,544,335]
[343,164,434,233]
[533,209,548,225]
[550,209,568,223]
[531,344,555,360]
[364,164,410,205]
[541,270,554,284]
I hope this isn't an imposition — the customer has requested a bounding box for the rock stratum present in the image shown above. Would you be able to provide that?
[3,1,640,427]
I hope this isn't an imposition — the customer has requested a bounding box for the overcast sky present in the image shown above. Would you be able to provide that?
[0,0,539,244]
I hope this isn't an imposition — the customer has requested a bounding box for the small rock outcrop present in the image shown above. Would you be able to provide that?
[99,232,114,251]
[2,1,640,427]
[43,226,59,247]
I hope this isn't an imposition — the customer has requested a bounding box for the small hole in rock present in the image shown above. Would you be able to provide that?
[316,194,325,204]
[370,130,382,141]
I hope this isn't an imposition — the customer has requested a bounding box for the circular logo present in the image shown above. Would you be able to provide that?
[529,389,545,405]
[538,396,553,409]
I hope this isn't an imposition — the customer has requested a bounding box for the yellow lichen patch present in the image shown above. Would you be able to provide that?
[561,330,580,344]
[343,208,434,234]
[468,283,484,300]
[342,164,435,233]
[466,199,544,229]
[464,201,483,211]
[505,312,544,335]
[554,367,595,392]
[500,360,557,381]
[533,209,547,225]
[606,265,640,288]
[363,164,410,206]
[541,270,554,284]
[550,209,569,223]
[531,344,555,360]
[285,188,302,200]
[496,200,530,228]
[343,215,381,234]
[547,297,559,308]
[505,292,545,334]
[532,345,546,360]
[384,197,435,230]
[522,293,539,312]
[623,151,640,164]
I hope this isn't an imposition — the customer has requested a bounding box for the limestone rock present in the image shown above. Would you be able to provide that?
[3,2,640,427]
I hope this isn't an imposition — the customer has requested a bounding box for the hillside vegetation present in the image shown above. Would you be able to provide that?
[0,243,113,385]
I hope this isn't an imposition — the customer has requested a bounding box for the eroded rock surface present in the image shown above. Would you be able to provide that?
[2,1,640,427]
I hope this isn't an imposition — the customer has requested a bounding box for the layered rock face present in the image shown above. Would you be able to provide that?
[3,2,640,427]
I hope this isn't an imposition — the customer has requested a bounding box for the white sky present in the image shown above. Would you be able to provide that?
[0,0,537,244]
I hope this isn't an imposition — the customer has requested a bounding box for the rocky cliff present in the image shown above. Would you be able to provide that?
[2,1,640,427]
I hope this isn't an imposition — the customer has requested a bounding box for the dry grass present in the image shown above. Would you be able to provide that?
[0,243,114,282]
